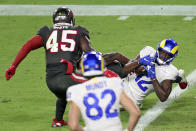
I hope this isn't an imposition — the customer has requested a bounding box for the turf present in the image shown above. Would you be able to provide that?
[0,5,196,131]
[145,85,196,131]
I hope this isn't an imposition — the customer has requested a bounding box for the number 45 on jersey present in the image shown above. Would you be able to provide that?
[46,30,77,52]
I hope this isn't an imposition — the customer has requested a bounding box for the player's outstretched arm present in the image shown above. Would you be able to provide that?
[103,52,130,65]
[122,55,141,74]
[5,35,43,80]
[68,101,84,131]
[120,92,141,131]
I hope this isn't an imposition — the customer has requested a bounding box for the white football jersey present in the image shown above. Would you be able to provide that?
[123,46,178,105]
[67,76,124,131]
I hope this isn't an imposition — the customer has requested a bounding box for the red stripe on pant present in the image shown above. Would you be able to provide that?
[69,73,87,82]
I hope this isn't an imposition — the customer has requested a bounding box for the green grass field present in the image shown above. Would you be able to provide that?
[0,1,196,131]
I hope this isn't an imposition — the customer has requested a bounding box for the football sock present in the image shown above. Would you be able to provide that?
[56,98,67,121]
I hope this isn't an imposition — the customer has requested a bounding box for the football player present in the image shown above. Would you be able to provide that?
[5,7,94,127]
[67,51,140,131]
[103,39,188,106]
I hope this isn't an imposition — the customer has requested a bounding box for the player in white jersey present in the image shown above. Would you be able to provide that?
[103,39,188,106]
[67,51,140,131]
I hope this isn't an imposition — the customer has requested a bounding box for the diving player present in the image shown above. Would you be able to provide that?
[103,39,188,106]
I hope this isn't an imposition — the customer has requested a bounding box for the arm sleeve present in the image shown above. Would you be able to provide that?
[67,86,78,104]
[12,35,43,68]
[104,69,120,78]
[157,64,179,82]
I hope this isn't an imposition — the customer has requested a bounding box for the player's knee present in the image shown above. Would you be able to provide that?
[135,108,141,118]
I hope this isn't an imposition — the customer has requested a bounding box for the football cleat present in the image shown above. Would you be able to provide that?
[51,118,68,127]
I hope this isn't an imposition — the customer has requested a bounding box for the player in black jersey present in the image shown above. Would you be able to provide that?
[5,7,94,127]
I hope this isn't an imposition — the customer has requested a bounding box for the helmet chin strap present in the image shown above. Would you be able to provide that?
[156,52,167,65]
[156,58,166,65]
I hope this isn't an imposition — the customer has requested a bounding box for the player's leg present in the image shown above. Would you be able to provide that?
[46,73,70,127]
[51,98,68,127]
[55,98,66,121]
[48,74,85,127]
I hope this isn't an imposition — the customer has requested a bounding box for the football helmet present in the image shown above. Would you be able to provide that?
[80,51,104,76]
[155,39,178,65]
[52,7,75,26]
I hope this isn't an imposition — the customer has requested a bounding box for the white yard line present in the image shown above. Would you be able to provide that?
[1,5,196,16]
[130,69,196,131]
[117,16,130,20]
[183,16,195,21]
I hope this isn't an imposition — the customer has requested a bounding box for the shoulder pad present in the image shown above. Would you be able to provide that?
[140,46,156,58]
[76,26,90,39]
[37,26,51,36]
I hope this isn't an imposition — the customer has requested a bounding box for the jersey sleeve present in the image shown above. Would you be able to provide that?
[140,46,156,58]
[77,26,90,39]
[166,64,179,80]
[111,77,124,90]
[104,69,120,78]
[37,26,51,44]
[157,64,179,82]
[66,86,78,103]
[114,78,124,98]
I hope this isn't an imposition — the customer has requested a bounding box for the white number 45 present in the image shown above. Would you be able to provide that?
[46,30,77,52]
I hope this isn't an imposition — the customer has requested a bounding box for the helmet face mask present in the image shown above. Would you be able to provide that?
[80,51,105,77]
[53,7,75,26]
[155,39,178,65]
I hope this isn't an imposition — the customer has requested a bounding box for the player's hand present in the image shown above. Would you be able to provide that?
[103,52,119,65]
[5,65,16,80]
[178,69,188,89]
[139,55,154,66]
[144,64,156,79]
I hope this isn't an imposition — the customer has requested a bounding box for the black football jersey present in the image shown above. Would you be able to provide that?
[37,24,90,69]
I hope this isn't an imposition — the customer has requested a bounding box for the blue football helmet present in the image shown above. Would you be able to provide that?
[155,39,179,65]
[80,51,105,76]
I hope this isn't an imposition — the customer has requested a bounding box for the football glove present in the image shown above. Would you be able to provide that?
[5,65,16,80]
[144,64,156,79]
[178,69,188,89]
[139,55,155,66]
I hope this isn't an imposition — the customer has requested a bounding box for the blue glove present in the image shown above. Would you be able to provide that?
[139,55,154,66]
[144,64,156,79]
